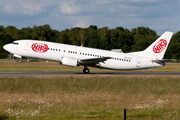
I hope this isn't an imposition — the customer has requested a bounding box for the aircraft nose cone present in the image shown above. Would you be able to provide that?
[3,44,10,52]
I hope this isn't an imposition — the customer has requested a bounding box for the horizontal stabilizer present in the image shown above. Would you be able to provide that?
[152,59,176,63]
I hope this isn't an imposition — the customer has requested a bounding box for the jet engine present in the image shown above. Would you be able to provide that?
[60,57,78,67]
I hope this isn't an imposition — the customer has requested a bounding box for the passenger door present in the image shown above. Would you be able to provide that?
[24,41,30,51]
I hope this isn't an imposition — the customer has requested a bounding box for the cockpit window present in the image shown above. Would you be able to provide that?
[12,42,19,45]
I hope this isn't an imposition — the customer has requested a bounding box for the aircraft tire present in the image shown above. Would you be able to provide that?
[18,60,22,63]
[83,68,90,74]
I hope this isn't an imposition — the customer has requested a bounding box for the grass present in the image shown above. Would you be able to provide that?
[0,61,180,119]
[0,61,179,72]
[0,76,180,119]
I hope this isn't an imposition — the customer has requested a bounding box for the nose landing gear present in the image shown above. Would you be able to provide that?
[83,67,90,74]
[18,59,22,63]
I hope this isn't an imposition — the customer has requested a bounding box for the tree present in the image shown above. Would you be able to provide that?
[4,26,19,40]
[0,34,14,58]
[19,27,33,39]
[130,27,157,52]
[165,31,180,59]
[1,24,179,60]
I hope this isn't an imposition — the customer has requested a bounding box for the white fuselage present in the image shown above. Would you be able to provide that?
[3,40,164,70]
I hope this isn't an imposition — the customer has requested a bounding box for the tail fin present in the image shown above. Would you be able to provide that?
[129,31,173,60]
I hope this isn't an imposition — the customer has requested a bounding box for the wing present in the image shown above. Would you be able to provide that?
[79,57,111,66]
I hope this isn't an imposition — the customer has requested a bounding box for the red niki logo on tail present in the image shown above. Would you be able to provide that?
[31,43,48,53]
[153,39,167,53]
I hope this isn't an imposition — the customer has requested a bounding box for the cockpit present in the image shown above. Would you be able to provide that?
[12,42,19,45]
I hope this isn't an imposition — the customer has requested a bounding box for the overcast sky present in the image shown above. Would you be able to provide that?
[0,0,180,35]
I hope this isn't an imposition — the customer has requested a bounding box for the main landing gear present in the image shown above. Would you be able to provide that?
[83,67,90,74]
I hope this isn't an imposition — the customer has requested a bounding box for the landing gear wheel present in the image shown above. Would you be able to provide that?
[18,59,22,63]
[83,68,90,74]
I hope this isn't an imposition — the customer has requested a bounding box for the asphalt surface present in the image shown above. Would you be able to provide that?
[0,71,180,76]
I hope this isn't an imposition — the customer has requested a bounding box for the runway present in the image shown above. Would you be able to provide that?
[0,71,180,76]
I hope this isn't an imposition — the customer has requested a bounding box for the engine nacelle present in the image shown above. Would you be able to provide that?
[60,57,77,67]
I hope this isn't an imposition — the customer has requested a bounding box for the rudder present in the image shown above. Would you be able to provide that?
[129,31,173,60]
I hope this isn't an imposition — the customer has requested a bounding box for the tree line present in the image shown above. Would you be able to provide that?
[0,24,180,59]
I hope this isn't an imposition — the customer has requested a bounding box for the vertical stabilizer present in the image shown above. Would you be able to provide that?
[129,31,173,60]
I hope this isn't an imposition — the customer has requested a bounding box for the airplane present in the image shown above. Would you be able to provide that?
[3,31,173,73]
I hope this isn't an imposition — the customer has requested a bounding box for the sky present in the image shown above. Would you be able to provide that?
[0,0,180,35]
